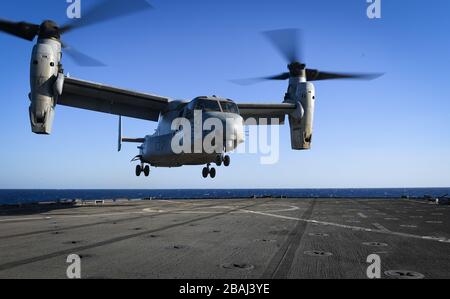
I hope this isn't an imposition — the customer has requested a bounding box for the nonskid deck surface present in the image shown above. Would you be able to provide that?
[0,198,449,279]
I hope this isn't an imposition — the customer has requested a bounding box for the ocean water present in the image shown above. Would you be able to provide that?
[0,188,449,205]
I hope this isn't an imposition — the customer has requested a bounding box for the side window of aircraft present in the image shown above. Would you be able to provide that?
[195,101,205,111]
[184,108,193,119]
[183,101,195,119]
[220,102,239,114]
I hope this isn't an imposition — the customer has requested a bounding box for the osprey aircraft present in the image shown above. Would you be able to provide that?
[0,0,382,179]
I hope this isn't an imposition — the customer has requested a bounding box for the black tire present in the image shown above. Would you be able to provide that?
[144,165,150,177]
[135,165,142,177]
[202,167,209,178]
[215,155,222,167]
[223,155,231,167]
[210,168,216,178]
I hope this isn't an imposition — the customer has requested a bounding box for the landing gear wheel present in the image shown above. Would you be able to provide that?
[223,155,231,167]
[202,167,209,178]
[210,168,216,178]
[215,155,222,167]
[135,165,142,177]
[144,165,150,177]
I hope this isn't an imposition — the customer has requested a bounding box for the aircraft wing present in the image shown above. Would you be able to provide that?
[59,77,171,121]
[237,103,297,125]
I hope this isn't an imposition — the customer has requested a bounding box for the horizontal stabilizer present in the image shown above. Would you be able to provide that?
[122,138,145,143]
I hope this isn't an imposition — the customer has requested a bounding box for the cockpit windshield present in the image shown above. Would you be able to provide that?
[194,99,221,112]
[189,98,239,114]
[220,101,239,114]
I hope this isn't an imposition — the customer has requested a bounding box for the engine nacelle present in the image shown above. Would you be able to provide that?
[285,79,315,150]
[29,38,62,134]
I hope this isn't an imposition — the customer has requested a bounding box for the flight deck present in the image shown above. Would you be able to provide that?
[0,198,449,279]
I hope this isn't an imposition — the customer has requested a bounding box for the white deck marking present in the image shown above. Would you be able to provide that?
[358,212,368,218]
[154,200,193,205]
[372,223,390,232]
[400,198,435,205]
[255,205,300,213]
[142,204,300,215]
[142,208,165,213]
[0,211,146,222]
[69,211,145,217]
[0,216,52,222]
[240,209,450,244]
[400,225,418,228]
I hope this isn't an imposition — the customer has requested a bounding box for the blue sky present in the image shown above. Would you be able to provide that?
[0,0,449,189]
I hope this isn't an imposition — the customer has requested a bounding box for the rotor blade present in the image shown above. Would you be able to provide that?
[60,0,153,34]
[230,72,290,86]
[62,42,106,67]
[262,28,303,64]
[266,72,290,80]
[0,19,39,41]
[306,69,384,81]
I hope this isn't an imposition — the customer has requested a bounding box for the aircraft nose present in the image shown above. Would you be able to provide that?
[202,112,245,151]
[225,116,245,147]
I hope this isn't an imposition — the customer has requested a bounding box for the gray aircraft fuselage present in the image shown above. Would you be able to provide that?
[138,97,245,168]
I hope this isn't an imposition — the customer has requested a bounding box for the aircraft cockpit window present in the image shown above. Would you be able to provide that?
[195,99,221,112]
[220,101,239,114]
